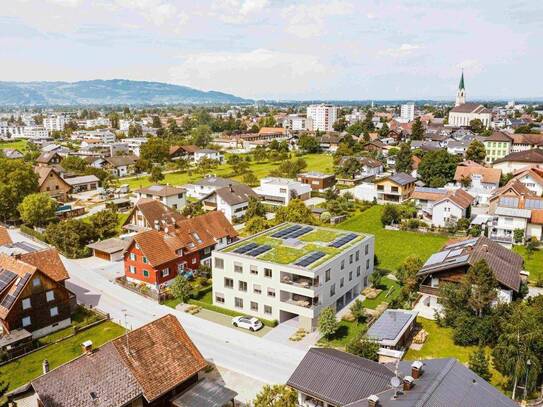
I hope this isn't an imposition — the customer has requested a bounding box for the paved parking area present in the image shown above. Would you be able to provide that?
[263,317,319,349]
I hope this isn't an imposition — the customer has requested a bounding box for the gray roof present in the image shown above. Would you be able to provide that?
[367,310,418,345]
[287,348,394,405]
[213,183,258,205]
[196,176,240,188]
[87,237,130,254]
[389,172,417,186]
[64,175,100,186]
[171,380,237,407]
[136,184,186,197]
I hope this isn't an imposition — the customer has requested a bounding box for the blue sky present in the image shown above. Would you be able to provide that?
[2,0,542,100]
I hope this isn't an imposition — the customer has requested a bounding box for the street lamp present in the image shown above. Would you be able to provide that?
[524,359,532,401]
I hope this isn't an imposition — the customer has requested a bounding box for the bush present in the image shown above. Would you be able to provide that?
[20,225,46,242]
[318,307,339,338]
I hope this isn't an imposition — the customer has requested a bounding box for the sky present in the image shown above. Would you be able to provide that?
[1,0,542,100]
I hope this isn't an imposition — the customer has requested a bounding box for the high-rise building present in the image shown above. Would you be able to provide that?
[400,102,415,121]
[306,104,338,132]
[43,115,66,132]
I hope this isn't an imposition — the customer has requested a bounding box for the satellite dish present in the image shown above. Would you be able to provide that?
[390,376,401,388]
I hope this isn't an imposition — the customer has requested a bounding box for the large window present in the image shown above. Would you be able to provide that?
[267,288,276,298]
[264,305,272,314]
[224,277,234,288]
[330,284,336,297]
[215,293,225,304]
[214,257,224,269]
[250,265,258,275]
[325,269,331,282]
[234,262,243,273]
[22,316,31,327]
[22,298,31,310]
[130,253,136,261]
[46,290,55,302]
[50,306,59,317]
[239,281,248,292]
[251,302,258,311]
[264,268,272,278]
[253,284,262,294]
[235,297,243,309]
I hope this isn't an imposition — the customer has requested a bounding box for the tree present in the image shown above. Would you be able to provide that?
[140,137,169,162]
[253,146,268,162]
[369,269,386,288]
[337,157,362,179]
[469,346,492,382]
[170,275,191,302]
[418,149,459,187]
[396,256,423,293]
[333,117,348,132]
[0,158,39,222]
[380,204,400,226]
[469,119,485,134]
[410,117,424,140]
[245,216,269,234]
[45,219,95,258]
[89,209,118,240]
[17,193,57,228]
[349,298,366,322]
[253,384,297,407]
[298,134,321,153]
[0,379,8,407]
[244,196,266,220]
[274,199,315,225]
[346,331,379,361]
[318,307,339,338]
[463,260,497,317]
[513,228,524,244]
[128,123,143,138]
[465,140,486,164]
[379,121,390,138]
[182,201,204,217]
[395,143,412,174]
[191,125,213,147]
[61,156,88,173]
[525,237,539,258]
[151,115,162,128]
[149,166,164,183]
[242,171,258,186]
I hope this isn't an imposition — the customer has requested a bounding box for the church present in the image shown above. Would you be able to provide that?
[447,71,492,128]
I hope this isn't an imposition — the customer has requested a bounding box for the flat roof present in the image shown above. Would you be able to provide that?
[219,223,367,270]
[171,380,237,407]
[367,309,418,347]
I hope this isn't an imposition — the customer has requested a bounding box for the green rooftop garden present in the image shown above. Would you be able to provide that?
[222,223,365,268]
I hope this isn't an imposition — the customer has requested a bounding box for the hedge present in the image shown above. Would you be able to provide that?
[188,299,278,328]
[20,225,46,242]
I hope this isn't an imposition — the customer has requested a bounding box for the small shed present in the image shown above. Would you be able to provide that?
[367,309,418,350]
[171,380,237,407]
[87,237,130,261]
[0,328,33,359]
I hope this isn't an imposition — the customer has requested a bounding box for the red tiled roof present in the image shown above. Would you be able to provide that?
[19,248,70,282]
[0,226,12,246]
[454,166,501,184]
[494,149,543,165]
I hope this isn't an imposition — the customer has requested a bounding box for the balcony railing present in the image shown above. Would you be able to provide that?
[419,285,440,296]
[489,233,513,243]
[280,275,319,289]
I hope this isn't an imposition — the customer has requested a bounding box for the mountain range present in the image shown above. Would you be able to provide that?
[0,79,250,106]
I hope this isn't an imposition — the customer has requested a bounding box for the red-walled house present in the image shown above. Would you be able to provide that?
[124,211,238,290]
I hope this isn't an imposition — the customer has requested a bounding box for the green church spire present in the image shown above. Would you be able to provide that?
[459,70,465,90]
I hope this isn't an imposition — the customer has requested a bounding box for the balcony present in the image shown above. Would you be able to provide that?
[419,285,440,296]
[280,292,319,309]
[280,272,320,289]
[489,233,513,244]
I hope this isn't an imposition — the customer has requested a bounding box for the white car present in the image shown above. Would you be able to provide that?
[232,316,263,331]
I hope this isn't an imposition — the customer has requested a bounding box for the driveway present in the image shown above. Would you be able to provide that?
[263,317,320,349]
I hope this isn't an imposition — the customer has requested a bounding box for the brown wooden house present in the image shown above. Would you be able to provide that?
[34,166,71,202]
[297,172,336,192]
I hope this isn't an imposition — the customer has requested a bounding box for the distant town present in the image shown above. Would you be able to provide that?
[0,72,542,407]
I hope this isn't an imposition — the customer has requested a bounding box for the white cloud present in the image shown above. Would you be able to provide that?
[456,59,484,75]
[282,0,354,38]
[213,0,270,24]
[169,49,333,99]
[379,43,422,58]
[111,0,187,27]
[45,0,82,6]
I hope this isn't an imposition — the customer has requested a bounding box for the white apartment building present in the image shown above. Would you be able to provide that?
[24,126,49,139]
[400,102,415,122]
[282,115,314,131]
[0,126,25,139]
[134,185,187,210]
[43,115,66,132]
[123,137,148,156]
[345,109,366,124]
[212,223,375,331]
[306,104,338,132]
[84,117,111,128]
[253,177,312,206]
[119,119,133,131]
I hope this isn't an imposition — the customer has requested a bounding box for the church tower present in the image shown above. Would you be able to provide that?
[455,70,466,106]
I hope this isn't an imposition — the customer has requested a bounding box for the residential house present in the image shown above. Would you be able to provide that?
[87,237,130,262]
[417,237,522,311]
[36,151,63,167]
[492,149,543,174]
[287,348,515,407]
[184,176,242,199]
[338,156,384,182]
[135,185,187,210]
[1,148,24,159]
[318,134,341,153]
[479,131,513,164]
[103,155,138,177]
[14,315,236,407]
[510,133,543,152]
[254,177,312,205]
[509,166,543,196]
[212,223,374,331]
[297,172,336,192]
[124,211,237,289]
[193,148,224,163]
[375,173,416,204]
[34,166,71,201]
[453,162,501,205]
[364,139,388,154]
[201,182,259,221]
[0,250,74,339]
[64,175,100,193]
[123,198,185,233]
[411,187,474,227]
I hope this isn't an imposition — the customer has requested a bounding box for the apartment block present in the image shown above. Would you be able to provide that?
[306,104,338,132]
[212,223,375,331]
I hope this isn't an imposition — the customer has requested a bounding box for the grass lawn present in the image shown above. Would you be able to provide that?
[122,153,334,190]
[300,229,341,243]
[361,277,401,309]
[0,321,125,392]
[37,306,104,346]
[318,320,366,348]
[404,317,506,389]
[337,205,448,272]
[259,245,305,264]
[0,139,28,152]
[513,246,543,283]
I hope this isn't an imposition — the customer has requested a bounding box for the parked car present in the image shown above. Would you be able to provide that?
[231,316,263,331]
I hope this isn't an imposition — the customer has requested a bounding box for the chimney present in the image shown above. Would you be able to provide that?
[368,394,379,407]
[42,359,50,374]
[482,244,488,252]
[229,183,233,192]
[154,219,160,231]
[403,375,414,391]
[411,361,423,379]
[82,340,93,354]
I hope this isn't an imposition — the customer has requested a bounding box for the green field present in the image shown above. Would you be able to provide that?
[318,319,367,348]
[0,321,125,391]
[336,205,448,272]
[0,139,28,152]
[122,153,334,189]
[514,246,543,283]
[361,277,401,309]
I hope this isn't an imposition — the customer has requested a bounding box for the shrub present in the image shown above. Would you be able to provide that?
[318,307,339,338]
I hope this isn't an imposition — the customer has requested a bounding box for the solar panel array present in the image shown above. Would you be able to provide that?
[284,226,313,239]
[328,233,357,248]
[0,294,15,309]
[295,251,326,267]
[0,269,16,293]
[246,245,272,257]
[271,225,301,238]
[233,243,258,254]
[12,274,30,299]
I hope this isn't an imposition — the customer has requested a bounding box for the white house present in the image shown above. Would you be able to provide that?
[282,115,314,131]
[253,177,312,206]
[511,167,543,196]
[135,185,187,210]
[411,187,474,227]
[492,149,543,174]
[201,183,259,221]
[453,163,501,205]
[184,176,241,200]
[193,148,224,163]
[43,115,66,131]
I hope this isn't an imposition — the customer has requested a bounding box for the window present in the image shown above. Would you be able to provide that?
[364,276,368,287]
[178,193,184,199]
[264,305,272,314]
[349,271,353,281]
[391,186,399,193]
[267,288,276,297]
[330,284,336,297]
[22,316,31,327]
[235,297,243,309]
[214,257,224,269]
[162,268,169,277]
[22,298,31,310]
[325,269,331,282]
[365,245,369,255]
[239,281,248,292]
[224,277,234,288]
[377,185,384,191]
[250,265,258,275]
[340,260,344,270]
[264,268,272,278]
[366,259,370,270]
[32,277,41,287]
[204,247,211,255]
[192,258,197,264]
[143,270,149,277]
[355,250,360,261]
[279,188,287,193]
[46,290,55,302]
[50,306,59,317]
[234,262,243,273]
[357,265,361,277]
[340,277,344,288]
[130,253,136,261]
[142,256,148,264]
[253,284,262,294]
[215,293,225,303]
[251,302,258,311]
[129,265,136,274]
[349,254,353,264]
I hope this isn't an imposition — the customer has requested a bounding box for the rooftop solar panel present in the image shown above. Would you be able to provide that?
[246,245,272,257]
[0,269,17,293]
[0,294,15,309]
[11,274,30,299]
[271,225,301,238]
[233,243,258,254]
[285,226,314,239]
[328,233,357,248]
[294,251,326,267]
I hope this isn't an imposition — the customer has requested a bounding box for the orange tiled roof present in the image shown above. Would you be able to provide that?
[19,248,69,282]
[0,226,12,246]
[454,166,501,184]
